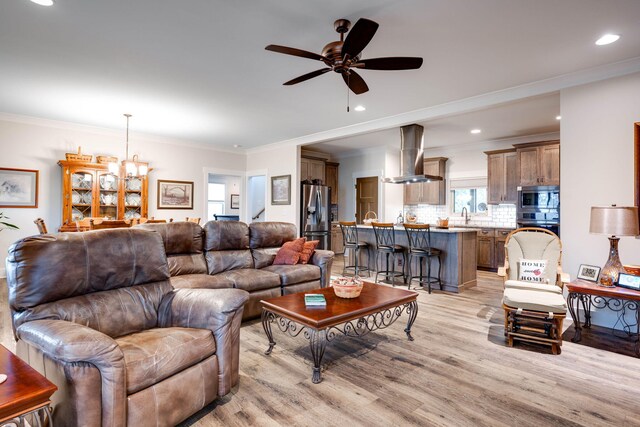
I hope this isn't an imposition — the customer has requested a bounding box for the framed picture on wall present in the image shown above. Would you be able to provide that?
[157,180,194,209]
[0,168,39,208]
[271,175,291,205]
[230,194,240,209]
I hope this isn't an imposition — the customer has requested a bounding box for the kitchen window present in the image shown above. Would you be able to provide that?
[450,178,488,215]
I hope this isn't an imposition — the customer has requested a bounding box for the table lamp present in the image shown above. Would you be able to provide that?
[589,205,639,287]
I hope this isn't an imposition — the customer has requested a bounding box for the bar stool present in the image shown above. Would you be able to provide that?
[339,221,371,277]
[403,223,443,293]
[372,222,407,287]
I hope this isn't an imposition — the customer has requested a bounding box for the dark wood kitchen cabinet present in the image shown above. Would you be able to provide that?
[325,162,339,204]
[515,140,560,186]
[403,157,448,205]
[494,228,512,270]
[476,228,495,269]
[486,149,517,204]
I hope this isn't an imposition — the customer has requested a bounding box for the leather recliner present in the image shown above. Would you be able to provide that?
[5,229,249,427]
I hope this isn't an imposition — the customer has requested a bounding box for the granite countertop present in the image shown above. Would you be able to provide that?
[356,224,478,233]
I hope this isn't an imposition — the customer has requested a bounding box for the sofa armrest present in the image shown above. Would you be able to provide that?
[17,319,126,427]
[158,288,249,396]
[309,249,334,288]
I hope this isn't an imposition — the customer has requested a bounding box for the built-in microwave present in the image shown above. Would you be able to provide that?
[518,185,560,210]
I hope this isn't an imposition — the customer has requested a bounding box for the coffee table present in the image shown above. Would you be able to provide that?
[260,282,419,383]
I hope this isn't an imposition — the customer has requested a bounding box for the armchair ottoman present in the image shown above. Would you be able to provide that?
[6,229,249,427]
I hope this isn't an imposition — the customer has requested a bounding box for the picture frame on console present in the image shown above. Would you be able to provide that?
[271,175,291,205]
[577,264,601,282]
[0,167,39,208]
[157,180,194,209]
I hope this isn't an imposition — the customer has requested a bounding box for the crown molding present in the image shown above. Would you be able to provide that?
[0,112,246,155]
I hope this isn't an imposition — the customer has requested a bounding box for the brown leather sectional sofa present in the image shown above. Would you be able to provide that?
[6,228,249,427]
[137,220,335,320]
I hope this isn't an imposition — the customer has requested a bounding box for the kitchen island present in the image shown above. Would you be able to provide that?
[353,225,477,293]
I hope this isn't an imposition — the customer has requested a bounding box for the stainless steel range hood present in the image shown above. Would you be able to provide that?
[382,124,443,184]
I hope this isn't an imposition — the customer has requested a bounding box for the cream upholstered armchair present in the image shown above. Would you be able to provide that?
[498,228,569,354]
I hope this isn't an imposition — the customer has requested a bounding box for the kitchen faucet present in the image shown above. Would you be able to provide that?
[461,206,469,225]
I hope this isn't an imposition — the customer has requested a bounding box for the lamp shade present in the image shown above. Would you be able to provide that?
[589,206,639,236]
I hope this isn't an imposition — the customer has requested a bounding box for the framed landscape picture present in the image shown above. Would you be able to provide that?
[271,175,291,205]
[230,194,240,209]
[157,180,194,209]
[0,168,39,208]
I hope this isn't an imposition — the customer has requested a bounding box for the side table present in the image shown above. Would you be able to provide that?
[0,344,57,426]
[566,279,640,357]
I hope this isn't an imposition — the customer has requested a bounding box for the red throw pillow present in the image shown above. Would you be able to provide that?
[299,240,319,264]
[273,237,306,265]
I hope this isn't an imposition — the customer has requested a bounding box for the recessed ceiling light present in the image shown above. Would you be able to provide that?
[354,105,366,112]
[595,34,620,46]
[556,115,562,121]
[470,129,482,134]
[233,144,242,148]
[30,0,54,6]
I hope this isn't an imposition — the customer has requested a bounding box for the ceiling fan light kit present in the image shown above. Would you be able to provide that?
[266,17,423,105]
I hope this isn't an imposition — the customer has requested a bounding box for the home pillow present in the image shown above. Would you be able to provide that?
[518,259,548,283]
[299,240,320,264]
[273,237,306,265]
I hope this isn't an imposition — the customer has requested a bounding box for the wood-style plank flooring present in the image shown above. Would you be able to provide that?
[2,263,640,426]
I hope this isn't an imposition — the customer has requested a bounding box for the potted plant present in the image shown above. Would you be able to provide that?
[0,212,18,232]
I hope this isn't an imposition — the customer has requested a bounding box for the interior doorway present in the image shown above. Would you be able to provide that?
[207,173,242,221]
[355,176,379,224]
[247,174,266,223]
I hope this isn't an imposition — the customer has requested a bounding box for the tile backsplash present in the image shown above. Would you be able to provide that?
[403,204,517,228]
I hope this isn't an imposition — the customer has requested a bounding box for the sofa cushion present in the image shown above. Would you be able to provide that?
[205,249,254,274]
[299,240,320,264]
[252,247,279,269]
[170,274,234,290]
[136,222,204,256]
[273,238,306,265]
[168,254,208,276]
[204,221,249,251]
[504,280,562,294]
[213,269,281,292]
[116,327,216,394]
[262,264,321,286]
[503,288,567,314]
[249,222,297,249]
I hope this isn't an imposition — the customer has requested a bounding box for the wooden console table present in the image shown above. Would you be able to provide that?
[0,344,57,426]
[566,280,640,357]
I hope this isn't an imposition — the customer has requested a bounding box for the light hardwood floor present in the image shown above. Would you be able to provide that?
[2,266,640,426]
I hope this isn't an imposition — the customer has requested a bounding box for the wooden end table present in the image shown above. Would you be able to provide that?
[260,282,418,383]
[566,279,640,357]
[0,344,57,426]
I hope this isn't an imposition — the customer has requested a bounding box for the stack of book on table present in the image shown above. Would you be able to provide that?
[304,294,326,307]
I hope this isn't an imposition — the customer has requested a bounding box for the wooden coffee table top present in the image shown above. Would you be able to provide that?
[260,282,418,329]
[0,344,57,422]
[567,279,640,301]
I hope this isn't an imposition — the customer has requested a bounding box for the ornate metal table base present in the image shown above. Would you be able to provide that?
[1,404,53,427]
[261,300,418,383]
[567,292,640,356]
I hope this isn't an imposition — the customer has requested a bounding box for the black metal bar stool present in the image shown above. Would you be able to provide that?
[403,223,443,293]
[339,221,371,277]
[372,222,407,287]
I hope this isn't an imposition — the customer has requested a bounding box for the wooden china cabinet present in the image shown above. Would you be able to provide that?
[58,160,149,231]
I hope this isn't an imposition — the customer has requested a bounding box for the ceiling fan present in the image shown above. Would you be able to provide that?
[265,18,423,96]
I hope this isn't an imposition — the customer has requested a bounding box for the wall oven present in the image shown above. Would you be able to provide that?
[517,185,560,236]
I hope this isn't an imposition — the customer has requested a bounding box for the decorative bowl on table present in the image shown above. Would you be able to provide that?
[331,276,364,298]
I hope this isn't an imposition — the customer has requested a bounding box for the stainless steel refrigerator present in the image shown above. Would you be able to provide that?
[300,183,331,250]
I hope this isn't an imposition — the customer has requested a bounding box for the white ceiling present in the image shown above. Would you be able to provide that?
[1,0,639,149]
[310,92,561,155]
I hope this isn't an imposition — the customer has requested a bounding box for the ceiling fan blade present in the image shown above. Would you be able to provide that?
[284,68,331,85]
[342,18,379,60]
[357,57,423,70]
[342,70,369,95]
[265,44,326,62]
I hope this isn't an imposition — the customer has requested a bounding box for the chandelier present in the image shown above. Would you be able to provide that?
[107,114,148,178]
